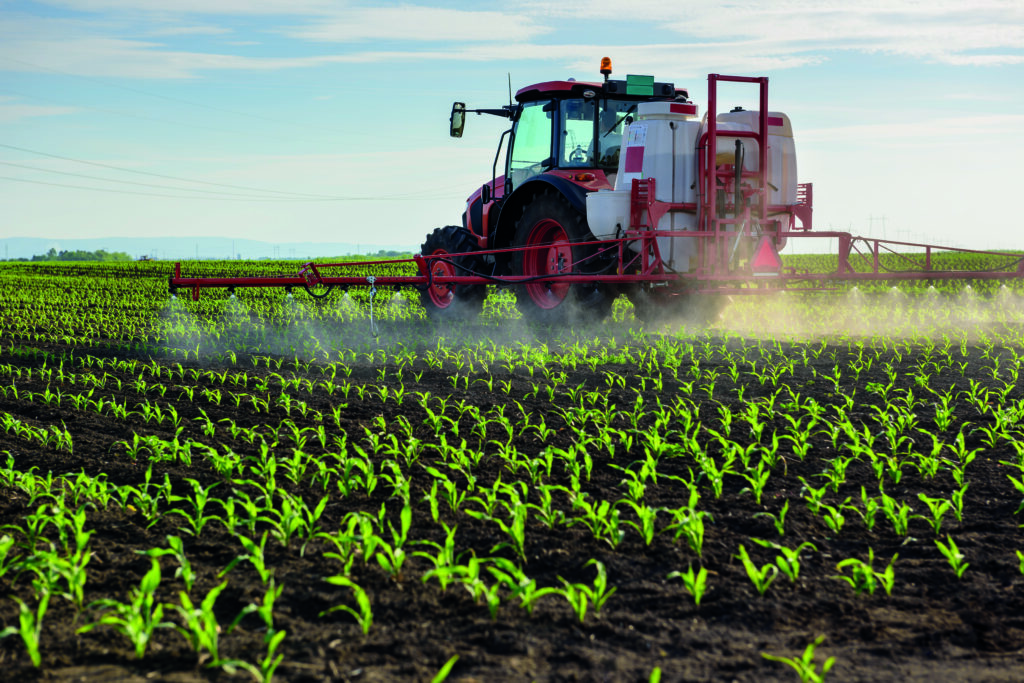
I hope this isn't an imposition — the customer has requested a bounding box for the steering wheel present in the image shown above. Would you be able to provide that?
[569,145,588,165]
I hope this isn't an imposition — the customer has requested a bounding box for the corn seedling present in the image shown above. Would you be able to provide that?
[915,494,953,535]
[220,531,274,584]
[79,558,172,658]
[833,549,898,597]
[431,655,460,683]
[487,557,559,616]
[229,578,285,642]
[935,535,970,579]
[168,579,229,666]
[880,491,913,536]
[667,565,708,606]
[735,544,778,596]
[0,591,50,667]
[321,575,373,634]
[752,538,818,583]
[556,559,617,622]
[754,499,789,536]
[820,503,846,535]
[761,635,835,683]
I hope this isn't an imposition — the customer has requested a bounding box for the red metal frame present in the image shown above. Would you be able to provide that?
[168,73,1024,301]
[170,232,1024,302]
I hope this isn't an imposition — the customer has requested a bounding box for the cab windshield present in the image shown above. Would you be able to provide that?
[507,97,641,188]
[559,98,637,170]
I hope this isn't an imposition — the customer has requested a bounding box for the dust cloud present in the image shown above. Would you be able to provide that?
[153,282,1024,365]
[711,285,1024,342]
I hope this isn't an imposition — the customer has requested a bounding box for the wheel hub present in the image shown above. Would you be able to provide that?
[427,250,456,308]
[523,219,572,309]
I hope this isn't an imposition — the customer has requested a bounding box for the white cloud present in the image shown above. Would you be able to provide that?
[942,54,1024,67]
[34,0,338,14]
[0,98,78,123]
[3,1,1021,80]
[544,43,827,80]
[149,25,233,36]
[0,34,373,79]
[522,0,1024,67]
[1,31,823,80]
[284,6,549,43]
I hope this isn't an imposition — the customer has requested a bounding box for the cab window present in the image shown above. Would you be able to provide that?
[508,100,553,190]
[560,98,596,167]
[558,98,636,169]
[595,100,636,169]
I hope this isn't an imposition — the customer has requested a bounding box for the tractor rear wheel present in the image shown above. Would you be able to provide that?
[419,226,486,320]
[511,192,614,325]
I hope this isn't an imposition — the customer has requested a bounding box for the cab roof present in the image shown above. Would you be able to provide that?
[515,79,688,103]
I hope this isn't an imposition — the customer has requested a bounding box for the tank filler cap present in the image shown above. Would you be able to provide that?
[731,106,745,112]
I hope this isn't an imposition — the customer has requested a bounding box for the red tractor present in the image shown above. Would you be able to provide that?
[422,58,691,324]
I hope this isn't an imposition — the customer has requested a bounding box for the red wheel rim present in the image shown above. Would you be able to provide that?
[522,219,571,309]
[427,249,456,308]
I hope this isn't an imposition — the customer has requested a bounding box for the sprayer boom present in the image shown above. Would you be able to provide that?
[169,229,1024,302]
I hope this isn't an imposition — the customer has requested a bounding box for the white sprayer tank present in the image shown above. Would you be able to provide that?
[714,109,797,207]
[586,102,700,271]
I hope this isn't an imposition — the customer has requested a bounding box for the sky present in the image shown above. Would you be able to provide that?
[1,0,1023,254]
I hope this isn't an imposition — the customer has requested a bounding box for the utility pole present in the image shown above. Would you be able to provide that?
[868,215,888,240]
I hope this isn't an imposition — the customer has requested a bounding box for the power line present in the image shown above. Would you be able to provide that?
[0,174,321,201]
[0,173,468,202]
[0,143,472,201]
[0,161,293,199]
[0,142,341,198]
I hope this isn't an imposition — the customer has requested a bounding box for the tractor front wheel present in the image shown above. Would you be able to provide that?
[511,192,613,325]
[419,226,486,320]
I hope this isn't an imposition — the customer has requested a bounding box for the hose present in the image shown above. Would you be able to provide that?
[303,282,335,299]
[423,241,620,286]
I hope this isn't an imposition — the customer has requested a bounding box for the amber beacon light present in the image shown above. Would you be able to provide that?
[600,57,613,78]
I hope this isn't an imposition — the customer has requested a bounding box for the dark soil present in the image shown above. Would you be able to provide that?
[1,319,1024,682]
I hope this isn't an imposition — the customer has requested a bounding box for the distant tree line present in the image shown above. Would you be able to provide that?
[2,248,134,262]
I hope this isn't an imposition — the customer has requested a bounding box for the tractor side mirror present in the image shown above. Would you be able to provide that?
[450,102,466,138]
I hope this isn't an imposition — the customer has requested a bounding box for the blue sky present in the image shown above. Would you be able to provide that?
[1,0,1023,253]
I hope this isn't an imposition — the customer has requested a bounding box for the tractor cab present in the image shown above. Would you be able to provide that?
[449,59,689,244]
[506,75,686,192]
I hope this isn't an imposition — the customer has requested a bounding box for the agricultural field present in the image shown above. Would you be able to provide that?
[1,258,1024,681]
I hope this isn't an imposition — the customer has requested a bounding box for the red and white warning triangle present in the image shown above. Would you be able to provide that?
[751,235,782,276]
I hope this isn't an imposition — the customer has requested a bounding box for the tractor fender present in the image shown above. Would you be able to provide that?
[491,175,589,251]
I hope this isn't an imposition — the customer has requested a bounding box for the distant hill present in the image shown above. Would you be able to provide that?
[0,237,415,261]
